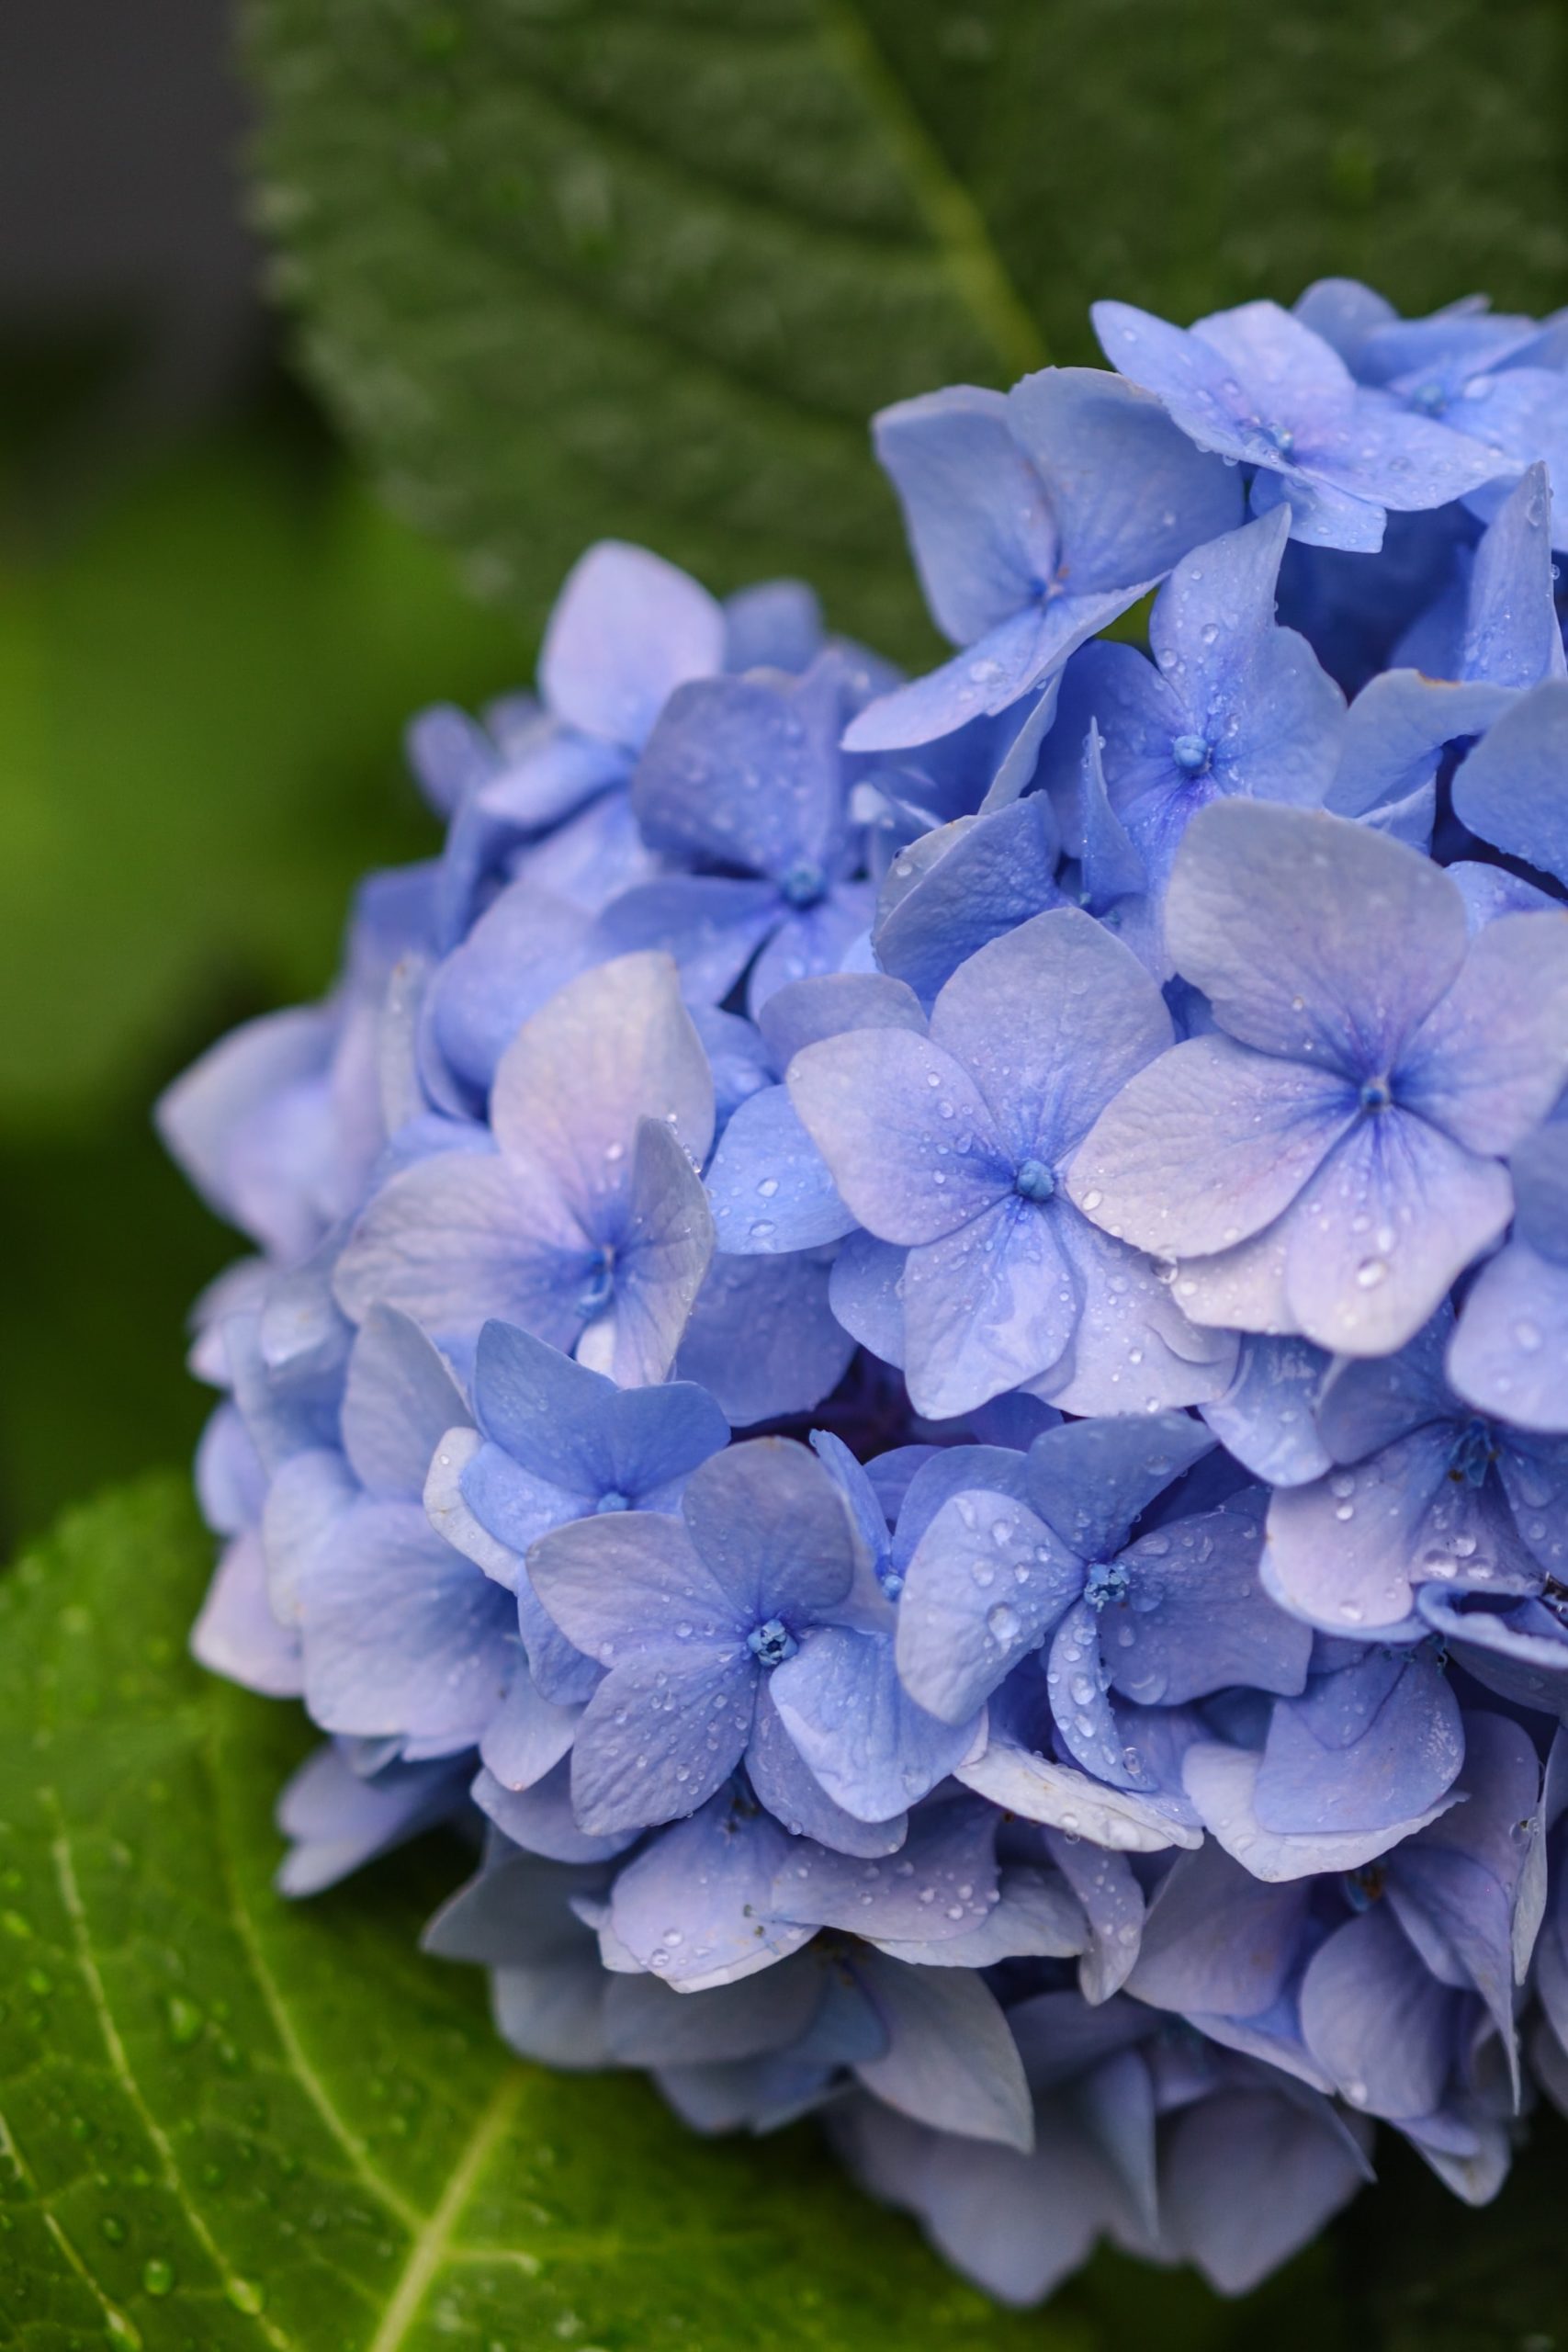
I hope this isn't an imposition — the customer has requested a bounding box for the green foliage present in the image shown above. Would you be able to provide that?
[0,1478,1096,2349]
[246,0,1568,658]
[0,424,525,1133]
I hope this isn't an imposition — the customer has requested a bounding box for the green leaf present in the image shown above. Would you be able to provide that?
[0,1476,1110,2349]
[0,427,525,1132]
[245,0,1568,656]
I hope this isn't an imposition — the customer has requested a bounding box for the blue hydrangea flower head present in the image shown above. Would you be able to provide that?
[162,269,1568,2309]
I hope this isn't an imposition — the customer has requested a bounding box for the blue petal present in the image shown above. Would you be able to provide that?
[608,1787,807,1988]
[1007,365,1245,591]
[1254,1648,1463,1834]
[896,1487,1083,1722]
[1452,680,1568,887]
[1025,1411,1215,1564]
[674,1250,854,1423]
[1200,1334,1333,1487]
[1299,1906,1452,2120]
[789,1025,1010,1243]
[340,1305,469,1502]
[772,1622,979,1820]
[633,658,847,876]
[538,540,725,748]
[705,1084,853,1254]
[851,1956,1032,2151]
[868,384,1059,645]
[872,798,1065,1004]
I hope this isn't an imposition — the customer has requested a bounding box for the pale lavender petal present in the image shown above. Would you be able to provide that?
[681,1436,856,1619]
[340,1305,469,1501]
[478,1669,580,1792]
[1299,1906,1453,2120]
[570,1645,756,1834]
[1160,2088,1371,2296]
[872,798,1064,1005]
[745,1686,907,1855]
[1068,1032,1355,1259]
[192,1530,302,1699]
[869,385,1058,645]
[1200,1334,1333,1487]
[755,970,926,1067]
[1327,671,1511,820]
[538,540,724,746]
[474,1758,637,1865]
[299,1499,513,1744]
[900,1195,1078,1418]
[591,875,781,1007]
[1254,1650,1463,1834]
[828,1230,907,1366]
[852,1958,1032,2151]
[1182,1740,1459,1881]
[1280,1112,1512,1356]
[896,1488,1083,1722]
[333,1148,591,1358]
[1111,1497,1312,1706]
[582,1114,715,1389]
[1265,1422,1462,1634]
[609,1788,807,1987]
[788,1026,1010,1243]
[1449,1242,1568,1431]
[956,1740,1201,1852]
[1398,910,1568,1153]
[528,1508,740,1660]
[705,1084,853,1254]
[930,905,1172,1160]
[633,659,845,875]
[772,1623,979,1820]
[1163,799,1468,1068]
[491,950,715,1209]
[1008,364,1245,592]
[1042,1210,1238,1419]
[1025,1410,1216,1563]
[769,1800,999,1942]
[423,878,596,1096]
[1129,1840,1310,2018]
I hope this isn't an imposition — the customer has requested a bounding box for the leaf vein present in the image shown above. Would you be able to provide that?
[810,0,1047,377]
[0,2101,144,2349]
[366,2069,526,2352]
[203,1719,423,2234]
[44,1792,299,2352]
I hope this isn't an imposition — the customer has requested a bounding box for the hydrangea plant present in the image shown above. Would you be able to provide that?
[161,275,1568,2306]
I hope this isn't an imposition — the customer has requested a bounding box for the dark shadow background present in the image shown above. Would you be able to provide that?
[0,0,525,1551]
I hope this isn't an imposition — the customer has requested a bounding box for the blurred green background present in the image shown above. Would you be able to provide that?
[2,5,1567,2335]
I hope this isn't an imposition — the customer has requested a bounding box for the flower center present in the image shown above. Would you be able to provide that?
[1446,1418,1497,1487]
[1359,1077,1393,1114]
[1083,1559,1131,1611]
[779,860,828,909]
[747,1617,798,1668]
[1014,1158,1057,1204]
[595,1489,630,1514]
[1170,732,1212,776]
[578,1250,615,1317]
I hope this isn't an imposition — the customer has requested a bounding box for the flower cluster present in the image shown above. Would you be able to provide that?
[162,279,1568,2303]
